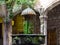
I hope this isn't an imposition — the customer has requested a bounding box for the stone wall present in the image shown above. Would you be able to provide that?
[47,4,60,45]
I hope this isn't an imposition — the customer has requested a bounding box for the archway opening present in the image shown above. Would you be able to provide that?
[12,14,40,34]
[47,4,60,45]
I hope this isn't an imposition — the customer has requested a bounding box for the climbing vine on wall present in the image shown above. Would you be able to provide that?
[0,0,5,5]
[5,0,14,19]
[16,0,36,7]
[0,0,36,23]
[0,0,36,19]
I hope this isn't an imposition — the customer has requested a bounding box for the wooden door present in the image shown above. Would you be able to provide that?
[47,29,57,45]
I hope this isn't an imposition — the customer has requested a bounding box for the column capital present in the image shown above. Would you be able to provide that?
[39,15,48,18]
[39,15,48,21]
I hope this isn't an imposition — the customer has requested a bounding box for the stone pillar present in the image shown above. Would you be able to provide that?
[38,8,48,45]
[43,15,47,45]
[1,4,9,45]
[39,15,47,35]
[39,14,47,45]
[7,20,12,45]
[3,19,12,45]
[3,19,8,45]
[1,2,12,45]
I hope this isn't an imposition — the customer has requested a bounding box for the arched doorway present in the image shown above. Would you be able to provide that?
[47,4,60,45]
[0,17,3,45]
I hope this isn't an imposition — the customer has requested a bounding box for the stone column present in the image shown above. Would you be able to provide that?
[39,15,47,35]
[39,14,47,45]
[7,20,12,45]
[1,4,9,45]
[1,2,12,45]
[3,19,8,45]
[43,14,47,45]
[3,19,12,45]
[38,8,48,45]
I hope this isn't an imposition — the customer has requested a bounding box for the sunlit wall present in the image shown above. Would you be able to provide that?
[34,0,59,10]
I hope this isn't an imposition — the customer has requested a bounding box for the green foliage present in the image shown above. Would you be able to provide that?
[23,20,34,34]
[13,0,36,10]
[9,12,14,19]
[5,0,36,7]
[0,0,36,19]
[5,0,14,19]
[0,0,5,5]
[16,0,36,7]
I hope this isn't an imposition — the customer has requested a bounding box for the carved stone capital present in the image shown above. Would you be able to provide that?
[39,15,48,20]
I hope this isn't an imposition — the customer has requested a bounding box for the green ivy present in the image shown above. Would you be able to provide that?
[16,0,36,7]
[0,0,36,19]
[5,0,14,19]
[0,0,5,5]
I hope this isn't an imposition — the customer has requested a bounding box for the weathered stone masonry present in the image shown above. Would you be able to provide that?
[47,4,60,45]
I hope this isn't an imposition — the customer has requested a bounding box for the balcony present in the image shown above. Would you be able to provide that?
[12,34,45,45]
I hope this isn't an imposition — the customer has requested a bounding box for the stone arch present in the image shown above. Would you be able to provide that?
[46,1,60,45]
[45,1,60,13]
